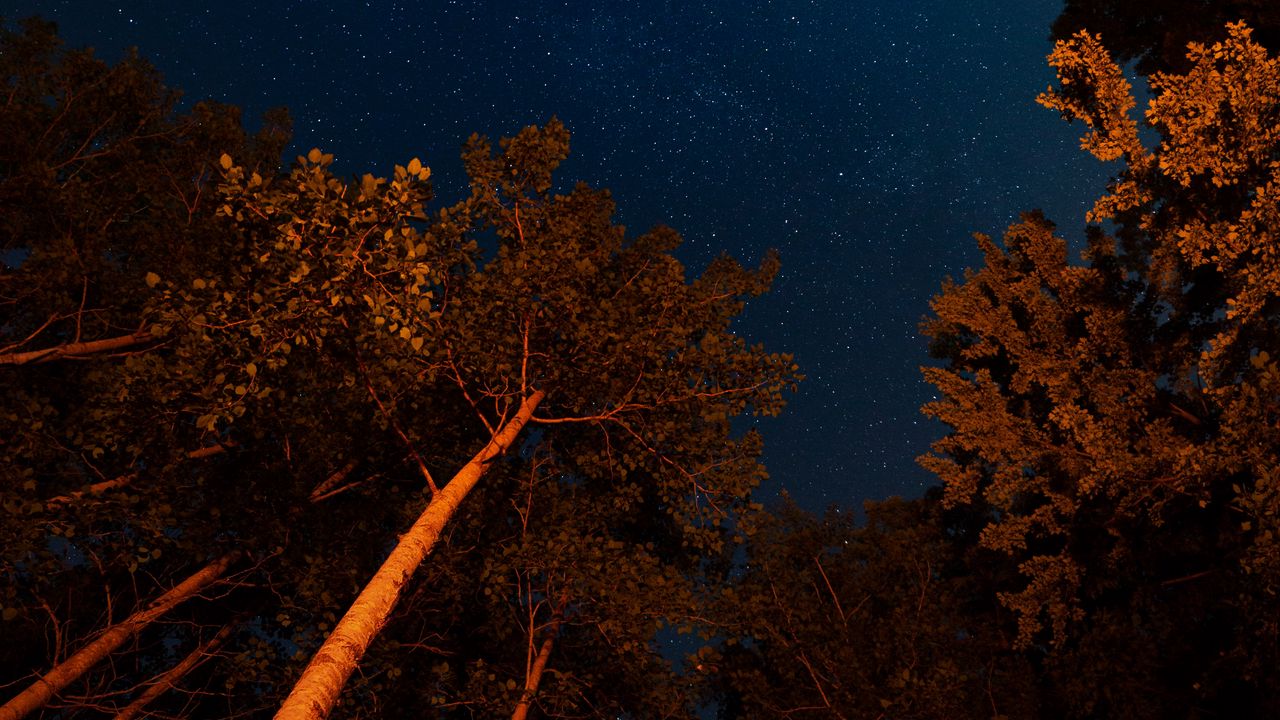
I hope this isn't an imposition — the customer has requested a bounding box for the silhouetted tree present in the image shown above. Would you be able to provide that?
[707,493,1040,720]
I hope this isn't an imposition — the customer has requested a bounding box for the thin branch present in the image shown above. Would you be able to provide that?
[0,314,61,355]
[447,348,495,435]
[307,459,360,503]
[812,556,847,624]
[73,278,89,344]
[1160,569,1217,587]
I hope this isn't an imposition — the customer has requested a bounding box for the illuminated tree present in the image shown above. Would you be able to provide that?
[922,23,1280,715]
[262,120,795,719]
[1,20,796,719]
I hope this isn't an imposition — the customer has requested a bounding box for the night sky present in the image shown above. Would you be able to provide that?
[22,0,1112,510]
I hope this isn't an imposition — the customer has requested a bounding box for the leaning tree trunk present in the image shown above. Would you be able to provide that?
[511,622,559,720]
[113,620,238,720]
[274,390,545,720]
[0,331,155,365]
[0,551,240,720]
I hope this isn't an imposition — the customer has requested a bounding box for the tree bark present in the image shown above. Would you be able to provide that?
[511,626,558,720]
[274,390,545,720]
[0,551,240,720]
[113,620,238,720]
[0,331,155,365]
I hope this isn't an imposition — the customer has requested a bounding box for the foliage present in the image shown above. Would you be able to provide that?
[707,493,1040,720]
[1052,0,1280,74]
[921,22,1280,716]
[0,17,293,696]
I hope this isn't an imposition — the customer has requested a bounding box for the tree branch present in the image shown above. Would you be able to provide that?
[0,331,157,366]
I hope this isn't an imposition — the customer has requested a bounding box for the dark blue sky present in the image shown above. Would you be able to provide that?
[24,0,1111,510]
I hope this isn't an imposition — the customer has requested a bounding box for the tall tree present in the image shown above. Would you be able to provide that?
[2,20,797,718]
[921,22,1280,716]
[263,120,796,719]
[0,18,296,717]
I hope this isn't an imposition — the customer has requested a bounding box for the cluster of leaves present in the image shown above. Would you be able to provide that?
[1052,0,1280,74]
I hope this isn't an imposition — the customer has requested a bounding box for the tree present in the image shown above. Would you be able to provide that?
[0,18,296,717]
[706,494,1039,720]
[261,120,796,719]
[0,553,239,720]
[921,23,1280,716]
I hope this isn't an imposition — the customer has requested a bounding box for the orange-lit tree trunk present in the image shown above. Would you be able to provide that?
[0,552,240,720]
[274,390,545,720]
[113,620,238,720]
[511,624,559,720]
[0,331,155,365]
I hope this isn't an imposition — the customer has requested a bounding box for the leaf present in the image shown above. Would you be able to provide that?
[408,157,422,176]
[307,147,323,164]
[219,153,233,169]
[411,336,424,351]
[145,271,160,287]
[246,362,258,377]
[1,607,16,622]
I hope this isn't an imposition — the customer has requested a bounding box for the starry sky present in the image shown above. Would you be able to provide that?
[22,0,1112,510]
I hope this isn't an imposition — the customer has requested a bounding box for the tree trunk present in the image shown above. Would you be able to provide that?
[274,390,545,720]
[511,626,558,720]
[0,552,240,720]
[0,331,155,365]
[113,620,238,720]
[307,459,361,503]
